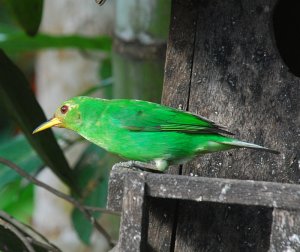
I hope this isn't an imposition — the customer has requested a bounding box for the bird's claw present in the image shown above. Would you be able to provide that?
[114,161,163,173]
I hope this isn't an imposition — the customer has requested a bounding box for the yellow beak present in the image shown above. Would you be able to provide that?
[32,117,62,134]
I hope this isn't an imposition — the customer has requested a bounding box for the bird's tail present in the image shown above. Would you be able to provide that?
[222,140,280,154]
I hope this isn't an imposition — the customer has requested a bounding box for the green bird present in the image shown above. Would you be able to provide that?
[33,96,279,172]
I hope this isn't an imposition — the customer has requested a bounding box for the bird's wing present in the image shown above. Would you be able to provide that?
[111,100,233,135]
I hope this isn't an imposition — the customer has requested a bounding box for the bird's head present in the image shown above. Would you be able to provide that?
[33,97,83,134]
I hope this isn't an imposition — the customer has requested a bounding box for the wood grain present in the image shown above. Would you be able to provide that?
[108,167,300,251]
[173,0,299,251]
[147,0,200,251]
[270,209,300,251]
[186,0,299,182]
[118,173,148,251]
[161,0,199,110]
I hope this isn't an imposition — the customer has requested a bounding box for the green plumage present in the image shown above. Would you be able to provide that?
[34,96,279,171]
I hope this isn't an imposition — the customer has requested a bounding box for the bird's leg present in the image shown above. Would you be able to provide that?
[116,160,165,173]
[131,161,155,169]
[154,159,169,172]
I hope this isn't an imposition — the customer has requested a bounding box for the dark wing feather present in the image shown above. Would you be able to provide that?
[111,100,234,135]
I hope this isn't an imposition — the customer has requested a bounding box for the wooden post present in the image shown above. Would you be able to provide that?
[270,209,300,251]
[108,168,300,251]
[118,173,148,251]
[159,0,300,251]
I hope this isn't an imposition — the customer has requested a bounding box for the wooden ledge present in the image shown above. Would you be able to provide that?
[107,162,300,213]
[107,163,300,251]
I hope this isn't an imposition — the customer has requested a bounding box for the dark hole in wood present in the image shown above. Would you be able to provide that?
[273,0,300,77]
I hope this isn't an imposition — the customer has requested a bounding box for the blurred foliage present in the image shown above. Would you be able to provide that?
[5,0,44,36]
[0,24,112,53]
[71,144,111,244]
[0,134,43,189]
[0,133,40,225]
[0,181,34,224]
[0,49,76,190]
[0,0,117,249]
[0,0,168,248]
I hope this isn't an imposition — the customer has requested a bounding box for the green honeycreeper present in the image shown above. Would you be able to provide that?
[33,96,279,171]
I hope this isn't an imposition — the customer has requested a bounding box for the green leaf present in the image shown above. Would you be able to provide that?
[0,134,43,189]
[6,0,43,36]
[0,181,34,224]
[0,49,77,191]
[0,24,113,53]
[71,144,111,244]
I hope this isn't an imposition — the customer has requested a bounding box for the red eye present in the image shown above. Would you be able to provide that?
[60,105,69,114]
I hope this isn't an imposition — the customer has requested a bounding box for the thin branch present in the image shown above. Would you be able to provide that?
[0,218,35,252]
[26,237,61,252]
[0,210,61,251]
[0,157,117,215]
[0,157,117,247]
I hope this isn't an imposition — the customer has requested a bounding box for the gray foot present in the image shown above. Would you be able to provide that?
[114,161,164,173]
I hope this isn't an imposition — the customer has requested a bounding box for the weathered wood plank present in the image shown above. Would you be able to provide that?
[146,174,300,210]
[148,0,200,250]
[269,209,300,251]
[173,0,300,250]
[108,166,300,211]
[186,0,299,182]
[161,0,199,110]
[107,163,133,212]
[108,166,300,251]
[117,172,148,252]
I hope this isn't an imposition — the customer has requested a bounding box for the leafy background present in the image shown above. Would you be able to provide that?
[0,0,169,251]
